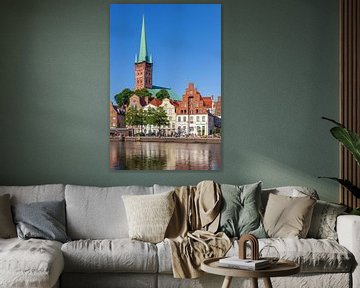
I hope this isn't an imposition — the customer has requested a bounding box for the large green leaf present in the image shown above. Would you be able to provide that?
[322,117,360,165]
[318,177,360,198]
[351,208,360,215]
[330,127,360,165]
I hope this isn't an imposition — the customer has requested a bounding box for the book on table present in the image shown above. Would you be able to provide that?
[218,257,271,270]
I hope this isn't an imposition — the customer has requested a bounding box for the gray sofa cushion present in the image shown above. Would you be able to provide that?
[0,238,64,288]
[61,239,158,273]
[65,185,153,239]
[0,184,65,204]
[153,184,176,194]
[157,237,353,274]
[156,240,173,274]
[229,238,353,273]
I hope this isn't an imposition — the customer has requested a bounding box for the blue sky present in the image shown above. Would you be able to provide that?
[110,4,221,101]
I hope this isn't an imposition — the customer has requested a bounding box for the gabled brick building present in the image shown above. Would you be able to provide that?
[175,83,217,136]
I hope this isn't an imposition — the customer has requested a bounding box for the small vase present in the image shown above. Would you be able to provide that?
[259,245,280,264]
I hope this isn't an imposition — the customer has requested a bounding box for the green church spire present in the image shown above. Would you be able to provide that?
[136,15,151,63]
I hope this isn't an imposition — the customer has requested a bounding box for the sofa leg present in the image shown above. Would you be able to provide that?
[263,277,273,288]
[221,276,232,288]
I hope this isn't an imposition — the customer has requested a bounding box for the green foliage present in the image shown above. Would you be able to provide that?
[146,107,157,127]
[125,107,139,127]
[114,88,133,107]
[320,117,360,199]
[125,106,169,136]
[322,117,360,165]
[351,208,360,215]
[134,88,152,98]
[318,177,360,198]
[153,107,169,129]
[137,109,147,133]
[155,89,170,100]
[125,107,148,132]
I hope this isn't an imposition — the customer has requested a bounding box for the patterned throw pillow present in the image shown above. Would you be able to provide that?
[0,194,16,238]
[122,191,175,243]
[218,182,266,238]
[307,200,347,240]
[263,194,316,238]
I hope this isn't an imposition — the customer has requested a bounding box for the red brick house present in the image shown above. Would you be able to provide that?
[175,83,216,136]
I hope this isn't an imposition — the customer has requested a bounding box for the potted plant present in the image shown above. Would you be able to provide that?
[320,117,360,215]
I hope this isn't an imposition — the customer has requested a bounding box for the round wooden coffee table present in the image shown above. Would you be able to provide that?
[201,257,300,288]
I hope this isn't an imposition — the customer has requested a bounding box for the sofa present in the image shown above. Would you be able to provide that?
[0,183,359,288]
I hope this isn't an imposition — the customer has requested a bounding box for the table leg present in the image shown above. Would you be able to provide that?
[251,278,258,288]
[221,276,233,288]
[263,277,273,288]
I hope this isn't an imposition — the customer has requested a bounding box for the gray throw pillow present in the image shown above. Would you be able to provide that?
[218,182,266,238]
[12,200,70,243]
[307,200,347,240]
[0,194,16,238]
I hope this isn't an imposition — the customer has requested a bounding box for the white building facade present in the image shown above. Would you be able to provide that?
[160,98,177,136]
[176,113,216,136]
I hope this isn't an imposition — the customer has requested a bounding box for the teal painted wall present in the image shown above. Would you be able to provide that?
[0,0,339,202]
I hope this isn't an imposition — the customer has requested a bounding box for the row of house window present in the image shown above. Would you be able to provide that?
[177,115,206,122]
[179,109,204,114]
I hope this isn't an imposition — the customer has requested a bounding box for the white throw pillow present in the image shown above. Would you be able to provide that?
[122,191,175,243]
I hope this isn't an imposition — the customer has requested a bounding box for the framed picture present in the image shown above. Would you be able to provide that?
[110,4,221,170]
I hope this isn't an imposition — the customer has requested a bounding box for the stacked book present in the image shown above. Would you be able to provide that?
[218,257,271,270]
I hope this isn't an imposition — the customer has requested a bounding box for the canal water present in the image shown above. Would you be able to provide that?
[110,140,221,170]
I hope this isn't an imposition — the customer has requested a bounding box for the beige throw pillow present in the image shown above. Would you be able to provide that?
[122,191,175,243]
[0,194,17,238]
[263,193,316,238]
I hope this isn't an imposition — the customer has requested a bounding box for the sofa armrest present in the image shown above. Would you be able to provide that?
[337,215,360,288]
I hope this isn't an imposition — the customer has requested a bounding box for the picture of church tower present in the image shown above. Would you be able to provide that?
[134,16,153,90]
[110,4,221,171]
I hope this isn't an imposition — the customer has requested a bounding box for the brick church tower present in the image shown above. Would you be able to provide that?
[135,16,153,90]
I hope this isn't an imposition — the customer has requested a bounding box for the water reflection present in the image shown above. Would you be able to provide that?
[110,140,221,170]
